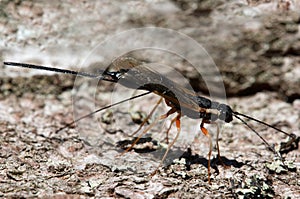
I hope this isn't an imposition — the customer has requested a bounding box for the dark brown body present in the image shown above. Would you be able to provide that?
[105,63,233,123]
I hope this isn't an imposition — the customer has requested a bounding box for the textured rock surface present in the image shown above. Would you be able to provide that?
[0,0,299,198]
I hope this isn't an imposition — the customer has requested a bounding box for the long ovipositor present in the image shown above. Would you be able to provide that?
[4,61,236,124]
[2,61,292,137]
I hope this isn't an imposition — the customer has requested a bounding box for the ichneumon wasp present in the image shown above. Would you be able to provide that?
[3,58,299,184]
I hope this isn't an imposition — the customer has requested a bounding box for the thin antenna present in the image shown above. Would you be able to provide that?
[233,114,275,151]
[233,111,293,138]
[233,114,285,163]
[55,91,152,133]
[3,62,117,82]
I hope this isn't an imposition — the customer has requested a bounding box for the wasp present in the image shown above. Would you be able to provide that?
[3,58,298,184]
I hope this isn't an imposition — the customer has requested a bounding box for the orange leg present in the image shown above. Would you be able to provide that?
[119,115,161,156]
[151,113,181,176]
[130,97,163,137]
[200,120,213,184]
[163,116,177,144]
[215,124,229,168]
[207,122,229,168]
[119,107,177,156]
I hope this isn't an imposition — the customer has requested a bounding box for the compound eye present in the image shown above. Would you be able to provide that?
[217,104,233,123]
[224,109,233,123]
[224,113,233,123]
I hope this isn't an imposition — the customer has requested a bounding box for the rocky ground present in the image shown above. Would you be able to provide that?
[0,0,299,198]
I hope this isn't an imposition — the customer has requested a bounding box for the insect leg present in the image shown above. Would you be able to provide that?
[215,123,221,161]
[215,123,230,168]
[118,116,161,156]
[119,107,177,156]
[129,97,163,137]
[151,113,181,176]
[163,115,177,144]
[144,104,177,144]
[200,120,213,184]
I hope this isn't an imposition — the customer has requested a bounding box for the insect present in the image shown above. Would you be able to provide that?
[3,59,298,184]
